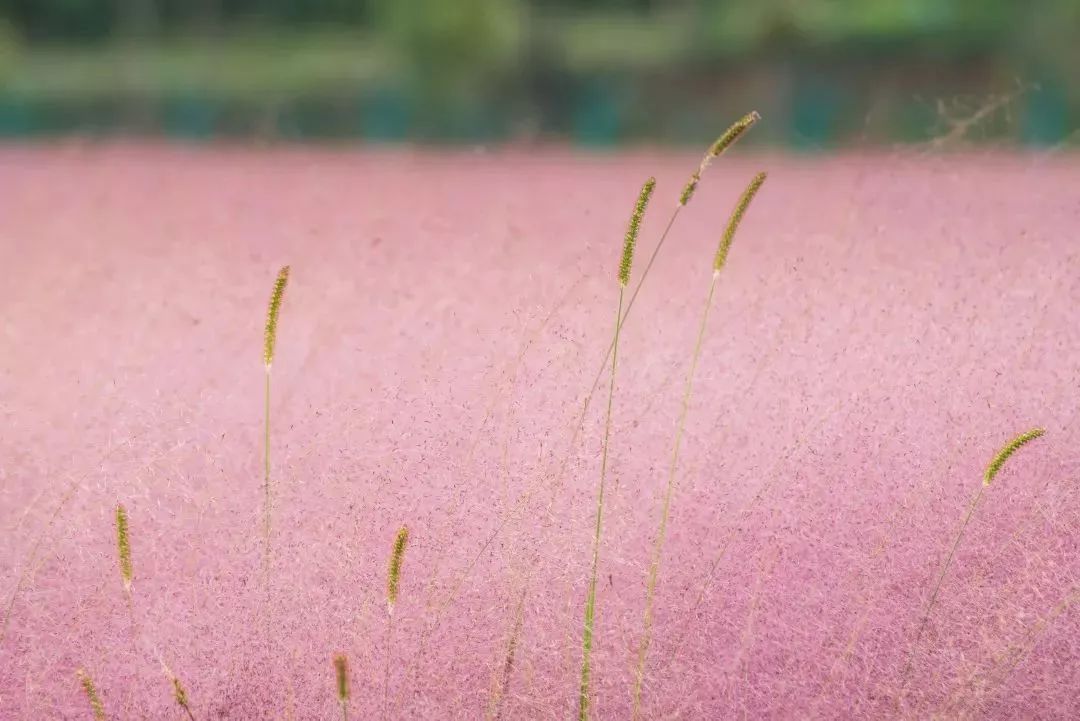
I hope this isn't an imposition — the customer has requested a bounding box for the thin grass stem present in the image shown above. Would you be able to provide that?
[262,265,290,588]
[897,427,1045,704]
[630,171,766,719]
[579,176,655,720]
[631,275,716,718]
[579,288,625,721]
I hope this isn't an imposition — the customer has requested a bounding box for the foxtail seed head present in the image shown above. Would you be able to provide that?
[77,668,107,721]
[333,653,350,702]
[679,111,760,207]
[160,660,193,716]
[115,504,132,593]
[714,172,767,274]
[984,428,1045,486]
[387,525,410,610]
[172,677,189,710]
[264,265,290,368]
[708,111,760,159]
[620,178,656,287]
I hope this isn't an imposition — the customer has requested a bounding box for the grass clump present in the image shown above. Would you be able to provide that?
[631,171,767,720]
[579,176,656,721]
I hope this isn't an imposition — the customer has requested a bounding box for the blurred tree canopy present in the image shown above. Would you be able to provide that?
[0,0,1076,143]
[0,0,1061,46]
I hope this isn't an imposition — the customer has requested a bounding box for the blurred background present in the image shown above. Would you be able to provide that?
[0,0,1077,147]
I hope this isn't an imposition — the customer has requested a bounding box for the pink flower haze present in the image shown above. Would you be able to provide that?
[1,143,1077,719]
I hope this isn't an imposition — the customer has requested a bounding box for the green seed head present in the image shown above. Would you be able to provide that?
[115,504,132,593]
[680,111,760,207]
[264,265,291,368]
[333,653,350,702]
[679,171,701,207]
[714,172,767,274]
[387,525,410,609]
[707,111,760,159]
[619,178,656,287]
[77,668,107,721]
[172,677,189,709]
[984,427,1045,486]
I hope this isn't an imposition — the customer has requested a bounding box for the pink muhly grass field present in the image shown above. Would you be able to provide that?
[1,143,1078,719]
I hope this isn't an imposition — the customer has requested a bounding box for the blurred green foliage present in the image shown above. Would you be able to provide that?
[0,0,1077,143]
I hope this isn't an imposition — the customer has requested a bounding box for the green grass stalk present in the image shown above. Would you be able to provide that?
[262,265,290,584]
[416,113,760,634]
[898,427,1045,700]
[579,177,655,720]
[630,171,767,720]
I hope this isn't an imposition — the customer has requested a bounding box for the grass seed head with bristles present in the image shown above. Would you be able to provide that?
[387,525,410,611]
[264,265,290,369]
[159,660,195,720]
[714,172,768,274]
[679,110,761,206]
[708,110,761,159]
[172,677,195,720]
[984,427,1045,485]
[620,177,656,287]
[115,503,132,594]
[77,668,107,721]
[334,653,350,702]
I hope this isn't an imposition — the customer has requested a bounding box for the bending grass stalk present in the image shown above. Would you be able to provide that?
[77,668,107,721]
[419,112,760,631]
[262,265,290,585]
[584,112,760,423]
[579,177,655,721]
[334,653,350,721]
[630,172,766,720]
[389,116,758,717]
[899,428,1045,697]
[386,526,409,714]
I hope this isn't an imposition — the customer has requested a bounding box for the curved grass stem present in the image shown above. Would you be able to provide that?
[579,289,626,721]
[631,273,718,719]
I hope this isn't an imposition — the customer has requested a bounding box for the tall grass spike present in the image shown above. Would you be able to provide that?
[714,172,767,273]
[679,111,761,206]
[264,265,290,368]
[619,178,656,287]
[115,504,132,594]
[387,526,410,610]
[334,653,350,702]
[984,428,1044,485]
[77,668,107,721]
